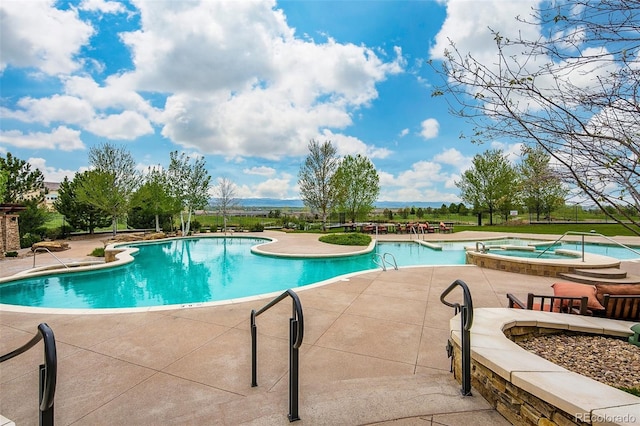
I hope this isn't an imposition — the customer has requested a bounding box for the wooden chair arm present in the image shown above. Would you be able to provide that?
[506,293,526,309]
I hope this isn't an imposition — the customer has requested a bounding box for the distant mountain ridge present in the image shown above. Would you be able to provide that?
[232,198,447,209]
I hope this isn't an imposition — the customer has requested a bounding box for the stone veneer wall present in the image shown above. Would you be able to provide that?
[450,327,588,426]
[465,251,576,278]
[1,213,21,258]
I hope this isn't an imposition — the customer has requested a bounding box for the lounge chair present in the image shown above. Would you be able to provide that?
[439,222,451,233]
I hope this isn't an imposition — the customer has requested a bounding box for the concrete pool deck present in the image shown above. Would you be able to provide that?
[1,230,640,425]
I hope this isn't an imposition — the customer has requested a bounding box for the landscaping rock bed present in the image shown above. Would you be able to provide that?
[517,333,640,392]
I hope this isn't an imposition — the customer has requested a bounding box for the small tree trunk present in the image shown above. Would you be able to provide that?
[186,208,192,235]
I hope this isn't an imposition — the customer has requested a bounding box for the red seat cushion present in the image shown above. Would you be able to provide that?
[531,302,560,313]
[551,282,605,311]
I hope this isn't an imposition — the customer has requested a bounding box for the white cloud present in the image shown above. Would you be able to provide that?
[433,148,472,171]
[0,126,85,151]
[430,0,541,64]
[28,157,79,182]
[490,141,523,163]
[420,118,439,139]
[399,128,409,137]
[319,129,392,159]
[4,78,158,141]
[79,0,127,14]
[85,110,154,140]
[8,95,94,126]
[235,177,293,199]
[117,1,403,160]
[0,1,94,74]
[243,166,276,176]
[64,76,160,119]
[252,178,293,199]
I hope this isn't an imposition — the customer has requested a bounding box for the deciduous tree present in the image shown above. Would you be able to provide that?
[167,151,211,236]
[456,149,518,225]
[298,140,340,230]
[55,173,111,234]
[333,154,380,223]
[130,166,179,232]
[212,176,239,233]
[518,146,567,221]
[76,143,140,236]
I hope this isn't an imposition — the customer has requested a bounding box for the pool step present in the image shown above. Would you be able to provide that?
[573,268,628,279]
[559,267,640,285]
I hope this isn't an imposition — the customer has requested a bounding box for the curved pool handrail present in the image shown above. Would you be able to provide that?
[33,246,70,269]
[537,230,640,260]
[251,289,304,421]
[440,279,473,396]
[0,323,57,421]
[440,279,474,331]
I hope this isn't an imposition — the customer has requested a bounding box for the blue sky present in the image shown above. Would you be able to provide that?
[0,0,540,203]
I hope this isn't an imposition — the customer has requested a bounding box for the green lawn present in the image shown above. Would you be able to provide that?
[455,223,638,237]
[43,211,640,238]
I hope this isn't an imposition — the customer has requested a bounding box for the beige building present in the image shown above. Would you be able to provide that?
[44,181,60,210]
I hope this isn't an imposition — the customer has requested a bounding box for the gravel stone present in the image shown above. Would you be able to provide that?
[517,333,640,390]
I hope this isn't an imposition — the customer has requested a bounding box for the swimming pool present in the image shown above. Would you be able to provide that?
[1,236,637,309]
[0,238,466,309]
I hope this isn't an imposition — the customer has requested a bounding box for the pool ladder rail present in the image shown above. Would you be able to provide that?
[251,289,304,422]
[373,252,398,271]
[440,279,474,397]
[0,323,57,426]
[32,247,70,269]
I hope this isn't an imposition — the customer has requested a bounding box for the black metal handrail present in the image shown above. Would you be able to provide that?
[440,279,473,396]
[251,289,304,422]
[0,323,57,425]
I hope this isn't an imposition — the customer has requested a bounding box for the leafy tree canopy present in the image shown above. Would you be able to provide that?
[456,149,519,225]
[298,139,340,230]
[333,154,380,223]
[55,173,112,234]
[0,152,45,203]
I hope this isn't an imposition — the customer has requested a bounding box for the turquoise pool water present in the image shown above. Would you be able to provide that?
[0,237,638,309]
[0,238,466,309]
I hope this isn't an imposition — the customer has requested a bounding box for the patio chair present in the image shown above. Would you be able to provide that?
[596,294,640,321]
[507,293,590,315]
[439,222,452,233]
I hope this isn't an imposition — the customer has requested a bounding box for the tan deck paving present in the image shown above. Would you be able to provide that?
[1,231,639,425]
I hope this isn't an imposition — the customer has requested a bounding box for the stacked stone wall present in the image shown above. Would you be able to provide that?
[450,335,587,426]
[465,251,575,277]
[1,214,21,257]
